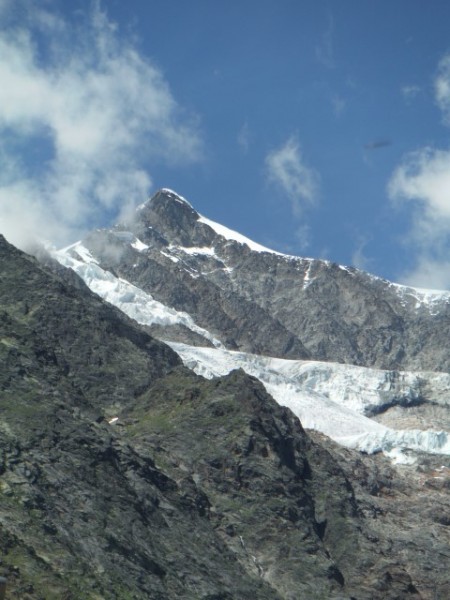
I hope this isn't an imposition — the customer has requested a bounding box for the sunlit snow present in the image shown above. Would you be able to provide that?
[131,238,149,252]
[175,245,218,257]
[197,214,284,255]
[388,281,450,313]
[54,244,223,348]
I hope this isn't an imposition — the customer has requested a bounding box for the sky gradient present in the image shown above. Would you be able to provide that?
[2,0,450,288]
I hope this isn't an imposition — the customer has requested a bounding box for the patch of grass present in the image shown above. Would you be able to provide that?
[0,338,17,348]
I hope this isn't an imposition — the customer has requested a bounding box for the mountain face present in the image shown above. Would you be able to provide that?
[71,189,450,372]
[1,188,450,599]
[55,188,450,458]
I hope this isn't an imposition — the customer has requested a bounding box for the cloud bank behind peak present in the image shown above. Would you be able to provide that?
[0,1,203,250]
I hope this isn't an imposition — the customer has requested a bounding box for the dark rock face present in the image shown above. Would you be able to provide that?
[1,219,450,599]
[125,368,450,600]
[77,189,450,371]
[0,235,280,598]
[0,235,180,413]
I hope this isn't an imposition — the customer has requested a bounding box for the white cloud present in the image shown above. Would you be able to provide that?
[435,54,450,124]
[0,1,203,250]
[388,52,450,289]
[265,136,320,217]
[389,148,450,223]
[388,148,450,289]
[316,13,335,69]
[388,147,450,288]
[351,236,373,272]
[400,256,450,290]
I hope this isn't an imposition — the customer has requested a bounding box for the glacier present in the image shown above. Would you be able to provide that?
[168,342,450,462]
[55,243,224,348]
[52,208,450,463]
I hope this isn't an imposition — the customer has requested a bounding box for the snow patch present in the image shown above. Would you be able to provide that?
[131,238,149,252]
[303,261,314,289]
[389,282,450,313]
[176,246,218,257]
[384,448,417,465]
[160,250,180,263]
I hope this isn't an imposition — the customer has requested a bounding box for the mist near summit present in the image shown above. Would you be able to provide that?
[0,0,202,250]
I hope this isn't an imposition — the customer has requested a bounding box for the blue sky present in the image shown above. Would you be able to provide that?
[2,1,450,288]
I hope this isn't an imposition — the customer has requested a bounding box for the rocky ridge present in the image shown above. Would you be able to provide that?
[1,233,450,598]
[73,188,450,372]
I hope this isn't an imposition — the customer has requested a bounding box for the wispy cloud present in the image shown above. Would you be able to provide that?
[294,223,312,252]
[389,109,450,286]
[351,236,373,271]
[389,146,450,286]
[398,256,450,290]
[331,93,346,117]
[316,13,335,69]
[435,54,450,124]
[0,1,203,250]
[401,84,421,103]
[237,121,251,154]
[265,136,320,218]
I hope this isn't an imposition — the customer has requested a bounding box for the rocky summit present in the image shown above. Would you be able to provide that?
[69,189,450,371]
[1,189,450,599]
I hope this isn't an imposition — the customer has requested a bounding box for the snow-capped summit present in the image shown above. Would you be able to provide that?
[56,186,450,370]
[134,188,284,255]
[53,188,450,462]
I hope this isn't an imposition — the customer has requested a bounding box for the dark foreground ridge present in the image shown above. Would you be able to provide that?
[0,233,449,598]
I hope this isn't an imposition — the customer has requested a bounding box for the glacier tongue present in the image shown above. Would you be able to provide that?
[168,342,450,461]
[53,240,450,463]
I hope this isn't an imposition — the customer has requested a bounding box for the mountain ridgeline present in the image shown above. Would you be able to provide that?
[1,189,450,599]
[80,189,450,372]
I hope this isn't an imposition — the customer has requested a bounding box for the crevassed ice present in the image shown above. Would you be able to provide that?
[168,342,450,460]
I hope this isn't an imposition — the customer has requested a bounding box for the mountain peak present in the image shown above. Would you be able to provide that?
[135,189,198,223]
[136,189,282,256]
[147,188,197,215]
[131,188,208,247]
[158,188,195,209]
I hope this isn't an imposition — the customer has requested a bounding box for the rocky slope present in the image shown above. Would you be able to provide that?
[68,189,450,372]
[2,233,450,598]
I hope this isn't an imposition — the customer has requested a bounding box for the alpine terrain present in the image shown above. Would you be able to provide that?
[1,188,449,599]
